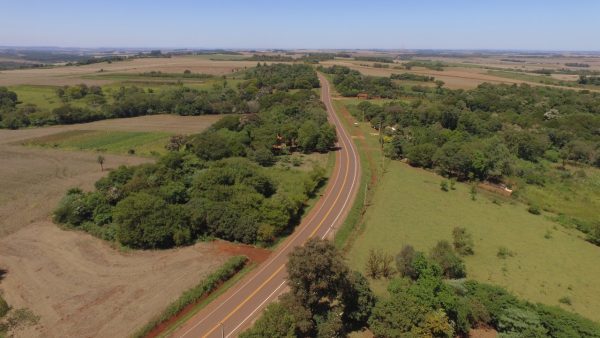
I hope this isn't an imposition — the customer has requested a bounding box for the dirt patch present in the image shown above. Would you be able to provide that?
[0,116,244,337]
[0,224,232,338]
[212,240,271,264]
[0,144,151,237]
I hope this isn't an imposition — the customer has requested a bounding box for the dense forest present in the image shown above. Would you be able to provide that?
[52,64,337,249]
[242,238,600,338]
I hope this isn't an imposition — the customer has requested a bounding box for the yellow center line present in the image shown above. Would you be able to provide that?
[201,80,353,338]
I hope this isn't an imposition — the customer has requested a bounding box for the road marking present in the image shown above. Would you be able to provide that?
[201,265,285,337]
[220,76,360,338]
[183,76,361,338]
[224,99,360,336]
[177,132,345,336]
[202,137,351,338]
[225,280,287,338]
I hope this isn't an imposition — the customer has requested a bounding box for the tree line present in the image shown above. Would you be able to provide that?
[242,238,600,337]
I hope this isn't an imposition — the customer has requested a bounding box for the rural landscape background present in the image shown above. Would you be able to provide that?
[1,1,600,338]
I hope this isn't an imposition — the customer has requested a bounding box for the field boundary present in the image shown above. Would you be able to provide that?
[332,99,382,251]
[132,255,249,338]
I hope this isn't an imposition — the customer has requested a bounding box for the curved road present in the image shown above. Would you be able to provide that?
[173,74,361,338]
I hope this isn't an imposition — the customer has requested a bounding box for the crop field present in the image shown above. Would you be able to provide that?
[337,100,600,323]
[0,55,261,86]
[0,113,252,337]
[23,130,171,156]
[321,56,600,91]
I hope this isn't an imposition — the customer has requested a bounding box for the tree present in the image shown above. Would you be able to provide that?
[452,227,474,255]
[435,80,445,91]
[430,240,466,279]
[165,134,187,151]
[406,143,437,168]
[366,249,394,279]
[114,192,179,249]
[284,238,375,336]
[396,245,418,279]
[368,279,430,337]
[414,309,455,338]
[97,155,105,171]
[287,238,350,310]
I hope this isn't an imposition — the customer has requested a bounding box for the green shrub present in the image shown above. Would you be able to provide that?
[528,205,541,215]
[497,246,515,259]
[452,227,474,256]
[430,240,466,279]
[0,295,9,318]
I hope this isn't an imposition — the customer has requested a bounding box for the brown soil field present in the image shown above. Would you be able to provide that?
[0,115,258,337]
[323,59,600,91]
[0,55,260,86]
[412,55,600,72]
[322,60,520,89]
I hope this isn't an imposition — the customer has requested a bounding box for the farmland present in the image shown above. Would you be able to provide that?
[0,113,246,337]
[23,130,172,156]
[335,97,600,323]
[0,54,260,86]
[320,52,600,91]
[0,62,337,336]
[2,49,600,337]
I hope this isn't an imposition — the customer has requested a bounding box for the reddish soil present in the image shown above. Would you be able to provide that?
[0,118,261,338]
[212,240,272,264]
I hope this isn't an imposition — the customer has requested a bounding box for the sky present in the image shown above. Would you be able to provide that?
[1,0,599,51]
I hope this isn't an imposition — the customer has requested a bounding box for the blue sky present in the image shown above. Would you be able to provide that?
[1,0,599,50]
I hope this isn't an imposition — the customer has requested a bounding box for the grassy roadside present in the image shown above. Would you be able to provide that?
[331,98,385,250]
[132,256,249,338]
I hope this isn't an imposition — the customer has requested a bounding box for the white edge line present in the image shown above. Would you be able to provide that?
[225,280,287,337]
[178,77,345,338]
[223,76,361,337]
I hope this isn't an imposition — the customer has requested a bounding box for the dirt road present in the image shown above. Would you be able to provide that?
[172,74,361,338]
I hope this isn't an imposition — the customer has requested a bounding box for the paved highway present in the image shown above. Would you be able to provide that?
[173,74,361,338]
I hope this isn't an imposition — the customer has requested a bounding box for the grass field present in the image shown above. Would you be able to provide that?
[23,129,172,156]
[337,100,600,323]
[517,166,600,232]
[9,84,63,109]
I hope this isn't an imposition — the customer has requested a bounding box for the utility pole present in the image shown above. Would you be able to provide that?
[220,322,224,338]
[379,121,385,171]
[378,121,383,148]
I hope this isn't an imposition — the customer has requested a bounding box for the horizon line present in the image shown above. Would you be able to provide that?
[2,45,600,53]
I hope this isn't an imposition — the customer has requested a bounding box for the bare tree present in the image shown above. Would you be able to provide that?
[97,155,105,171]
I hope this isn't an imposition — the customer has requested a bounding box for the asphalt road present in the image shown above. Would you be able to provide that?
[172,74,361,338]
